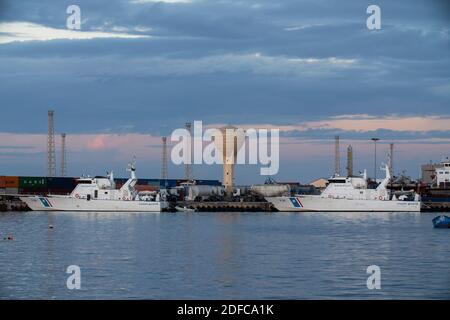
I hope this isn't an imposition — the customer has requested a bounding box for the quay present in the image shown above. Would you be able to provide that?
[175,201,274,212]
[0,196,29,212]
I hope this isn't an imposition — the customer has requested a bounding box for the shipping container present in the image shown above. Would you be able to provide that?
[195,179,222,186]
[134,185,158,192]
[115,182,124,189]
[112,177,219,189]
[0,176,19,188]
[19,187,47,195]
[19,176,47,188]
[176,179,190,186]
[137,179,160,186]
[160,179,177,188]
[47,177,77,190]
[4,187,19,195]
[114,178,128,190]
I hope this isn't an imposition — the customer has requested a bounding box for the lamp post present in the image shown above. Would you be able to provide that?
[371,138,380,182]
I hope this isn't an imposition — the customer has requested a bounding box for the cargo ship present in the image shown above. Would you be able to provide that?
[19,160,168,212]
[266,162,421,212]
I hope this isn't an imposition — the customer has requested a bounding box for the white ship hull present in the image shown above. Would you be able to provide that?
[20,195,167,212]
[266,195,421,212]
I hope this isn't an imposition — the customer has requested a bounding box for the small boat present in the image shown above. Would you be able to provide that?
[175,206,196,212]
[432,215,450,228]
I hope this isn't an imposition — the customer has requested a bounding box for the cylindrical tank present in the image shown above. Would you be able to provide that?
[186,185,225,200]
[250,184,290,197]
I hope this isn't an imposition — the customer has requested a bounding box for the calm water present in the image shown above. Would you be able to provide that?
[0,211,449,299]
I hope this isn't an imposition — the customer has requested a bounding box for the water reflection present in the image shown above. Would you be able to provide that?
[0,211,448,299]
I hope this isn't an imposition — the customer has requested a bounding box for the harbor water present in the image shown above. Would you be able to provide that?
[0,211,449,299]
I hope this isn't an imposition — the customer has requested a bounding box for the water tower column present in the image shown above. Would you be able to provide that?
[215,126,245,199]
[223,156,234,197]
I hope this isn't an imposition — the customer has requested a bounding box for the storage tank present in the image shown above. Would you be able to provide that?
[250,184,290,197]
[186,185,225,201]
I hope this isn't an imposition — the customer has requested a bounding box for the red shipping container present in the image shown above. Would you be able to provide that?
[134,185,158,192]
[0,176,19,188]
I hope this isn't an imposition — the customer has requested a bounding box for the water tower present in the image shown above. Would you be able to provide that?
[214,125,245,197]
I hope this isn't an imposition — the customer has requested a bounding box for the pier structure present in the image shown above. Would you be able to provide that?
[176,201,274,212]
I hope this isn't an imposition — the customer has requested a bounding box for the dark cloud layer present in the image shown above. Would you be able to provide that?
[0,0,449,136]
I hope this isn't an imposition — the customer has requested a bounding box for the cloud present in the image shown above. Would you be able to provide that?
[303,115,450,132]
[0,0,449,180]
[0,132,161,155]
[207,114,450,139]
[87,135,108,150]
[0,22,150,44]
[0,145,35,149]
[76,53,359,78]
[130,0,192,3]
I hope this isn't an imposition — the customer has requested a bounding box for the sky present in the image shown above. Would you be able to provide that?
[0,0,449,184]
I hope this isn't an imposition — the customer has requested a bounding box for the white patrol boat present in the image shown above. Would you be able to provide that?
[20,159,168,212]
[266,163,420,212]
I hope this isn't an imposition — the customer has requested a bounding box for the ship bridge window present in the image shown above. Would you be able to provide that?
[329,179,346,183]
[77,180,92,184]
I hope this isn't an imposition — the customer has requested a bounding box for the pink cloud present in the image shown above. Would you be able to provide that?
[87,135,108,150]
[0,133,163,161]
[209,115,450,132]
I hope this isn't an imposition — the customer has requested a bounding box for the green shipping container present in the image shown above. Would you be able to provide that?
[19,176,48,188]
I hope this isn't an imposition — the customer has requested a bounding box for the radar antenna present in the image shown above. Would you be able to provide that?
[127,156,137,180]
[127,156,137,172]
